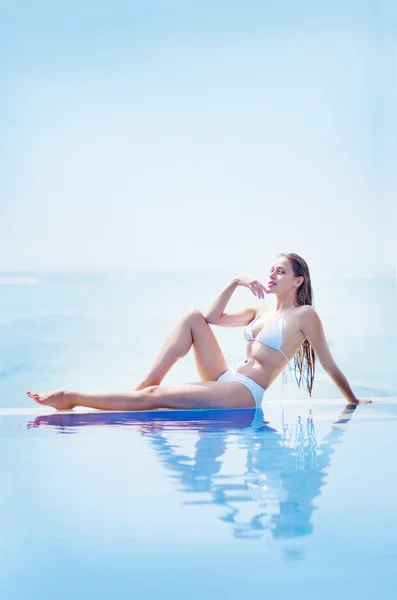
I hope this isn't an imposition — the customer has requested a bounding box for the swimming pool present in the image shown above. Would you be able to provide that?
[1,399,396,600]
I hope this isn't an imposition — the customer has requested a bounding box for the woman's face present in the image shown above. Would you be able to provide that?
[267,258,301,293]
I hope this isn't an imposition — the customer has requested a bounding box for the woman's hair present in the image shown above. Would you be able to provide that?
[277,252,316,396]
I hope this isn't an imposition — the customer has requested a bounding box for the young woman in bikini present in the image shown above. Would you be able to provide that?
[27,252,372,410]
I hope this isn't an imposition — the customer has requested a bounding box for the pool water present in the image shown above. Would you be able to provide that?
[1,399,397,600]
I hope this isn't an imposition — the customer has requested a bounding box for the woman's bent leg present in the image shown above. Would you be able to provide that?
[135,309,228,390]
[27,380,255,411]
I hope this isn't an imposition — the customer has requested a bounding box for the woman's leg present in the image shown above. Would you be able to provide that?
[27,380,255,411]
[135,308,228,390]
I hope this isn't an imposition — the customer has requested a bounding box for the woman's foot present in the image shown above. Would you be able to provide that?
[26,390,76,410]
[133,378,160,391]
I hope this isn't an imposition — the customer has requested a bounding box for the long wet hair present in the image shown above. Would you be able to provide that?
[278,252,316,396]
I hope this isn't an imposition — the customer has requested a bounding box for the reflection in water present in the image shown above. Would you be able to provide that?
[28,405,357,554]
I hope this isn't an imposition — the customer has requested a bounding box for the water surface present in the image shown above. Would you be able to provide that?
[1,401,397,599]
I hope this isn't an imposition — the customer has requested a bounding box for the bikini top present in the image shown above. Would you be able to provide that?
[243,304,296,361]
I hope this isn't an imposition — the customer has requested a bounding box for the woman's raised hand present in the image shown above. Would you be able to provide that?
[234,277,269,299]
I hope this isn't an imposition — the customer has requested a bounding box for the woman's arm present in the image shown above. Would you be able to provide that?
[300,306,372,405]
[205,277,267,327]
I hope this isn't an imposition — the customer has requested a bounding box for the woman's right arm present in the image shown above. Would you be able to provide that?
[204,277,269,327]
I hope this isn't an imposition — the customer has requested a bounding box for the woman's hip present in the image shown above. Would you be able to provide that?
[217,369,265,408]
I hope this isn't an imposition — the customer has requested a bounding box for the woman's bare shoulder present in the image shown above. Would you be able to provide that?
[296,304,315,316]
[295,304,323,333]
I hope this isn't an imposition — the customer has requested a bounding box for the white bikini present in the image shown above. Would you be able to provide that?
[217,305,296,407]
[243,304,296,360]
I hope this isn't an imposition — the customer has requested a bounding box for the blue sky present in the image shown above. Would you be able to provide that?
[1,0,396,275]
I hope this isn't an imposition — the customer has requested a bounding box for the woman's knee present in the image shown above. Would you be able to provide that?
[136,385,162,410]
[182,308,206,325]
[140,385,160,402]
[143,385,160,395]
[141,385,172,410]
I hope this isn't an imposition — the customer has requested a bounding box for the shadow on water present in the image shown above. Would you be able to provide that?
[27,404,358,556]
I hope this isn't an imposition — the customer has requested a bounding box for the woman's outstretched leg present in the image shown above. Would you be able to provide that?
[134,309,228,390]
[27,380,255,411]
[27,389,155,411]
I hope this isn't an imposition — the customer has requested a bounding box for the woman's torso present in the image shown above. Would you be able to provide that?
[235,304,307,390]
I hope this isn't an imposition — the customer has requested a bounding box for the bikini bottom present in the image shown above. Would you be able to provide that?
[217,368,265,408]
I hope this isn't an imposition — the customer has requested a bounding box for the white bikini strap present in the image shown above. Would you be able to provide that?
[282,304,296,320]
[277,304,296,328]
[279,304,296,361]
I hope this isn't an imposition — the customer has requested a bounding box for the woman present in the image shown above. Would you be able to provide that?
[27,253,372,410]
